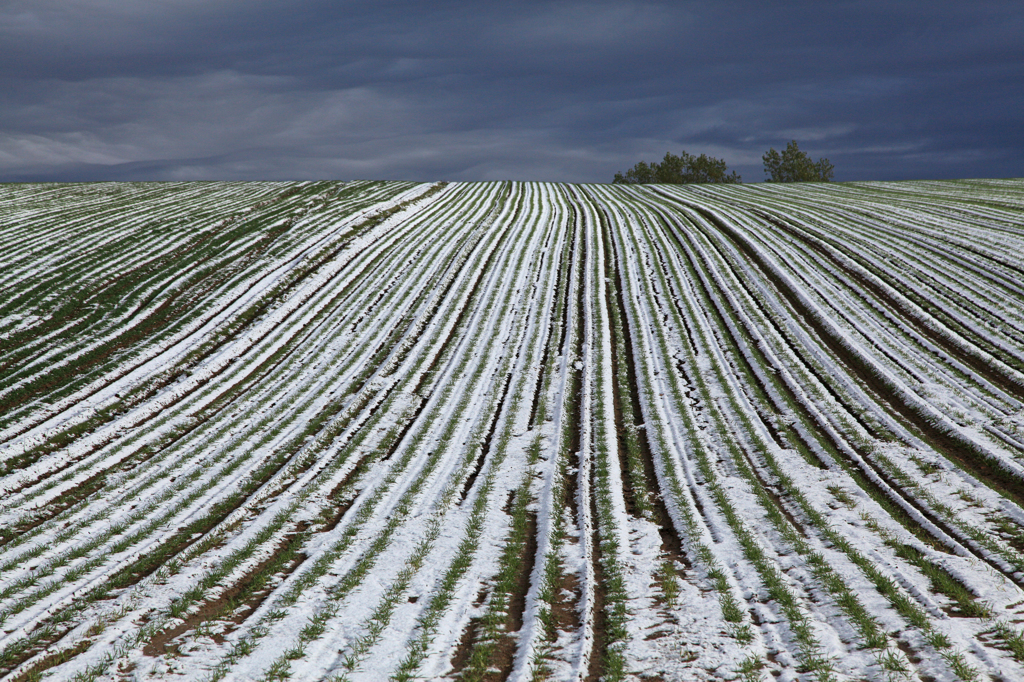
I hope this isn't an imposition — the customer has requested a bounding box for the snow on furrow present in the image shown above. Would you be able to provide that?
[152,182,507,643]
[0,183,288,355]
[635,203,969,675]
[615,192,874,676]
[41,183,468,539]
[666,188,1024,394]
[0,181,431,449]
[5,180,1024,682]
[655,195,1024,580]
[0,182,232,290]
[698,206,1020,438]
[733,193,1024,364]
[0,183,460,655]
[187,183,528,675]
[784,205,1024,369]
[292,187,552,682]
[1,182,463,513]
[507,185,589,681]
[588,187,760,677]
[645,185,1024,677]
[696,203,1024,494]
[669,195,1024,509]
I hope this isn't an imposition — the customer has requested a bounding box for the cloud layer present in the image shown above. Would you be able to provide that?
[2,1,1022,182]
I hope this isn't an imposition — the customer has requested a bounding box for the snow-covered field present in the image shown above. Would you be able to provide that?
[2,178,1024,682]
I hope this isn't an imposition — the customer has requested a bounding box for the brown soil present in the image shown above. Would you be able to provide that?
[449,617,483,676]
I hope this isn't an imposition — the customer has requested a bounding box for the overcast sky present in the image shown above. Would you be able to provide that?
[2,0,1022,183]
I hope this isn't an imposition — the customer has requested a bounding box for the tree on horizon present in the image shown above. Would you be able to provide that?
[613,151,741,184]
[763,140,834,182]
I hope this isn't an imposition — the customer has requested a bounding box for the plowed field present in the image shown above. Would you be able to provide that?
[3,179,1024,682]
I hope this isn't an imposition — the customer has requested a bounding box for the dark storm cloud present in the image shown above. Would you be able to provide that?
[1,0,1021,182]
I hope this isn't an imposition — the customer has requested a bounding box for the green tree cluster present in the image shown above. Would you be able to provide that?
[613,151,741,185]
[762,140,834,182]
